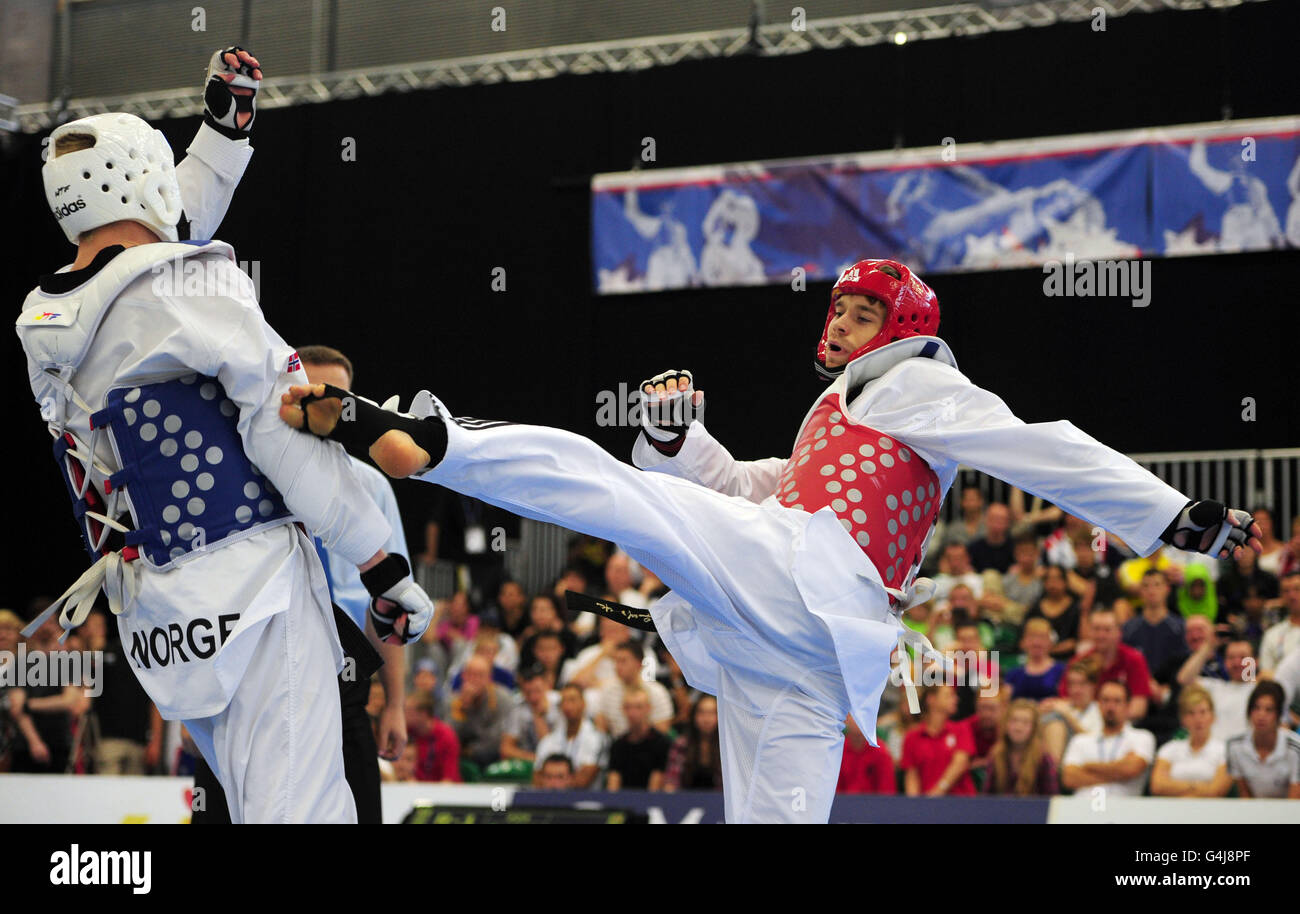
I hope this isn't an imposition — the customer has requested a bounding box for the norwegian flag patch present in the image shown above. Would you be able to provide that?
[286,352,302,373]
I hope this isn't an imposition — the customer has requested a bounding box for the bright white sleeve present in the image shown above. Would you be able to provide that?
[1207,740,1227,768]
[175,122,254,241]
[557,658,576,686]
[575,727,603,768]
[630,422,786,504]
[175,259,391,565]
[863,359,1190,557]
[1258,626,1283,672]
[1062,735,1087,768]
[355,459,408,559]
[1273,649,1300,715]
[650,682,674,724]
[1131,729,1156,763]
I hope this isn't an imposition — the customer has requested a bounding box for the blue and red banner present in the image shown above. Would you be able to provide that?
[591,117,1300,293]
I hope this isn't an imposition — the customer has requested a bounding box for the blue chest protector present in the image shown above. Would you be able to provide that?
[84,373,292,568]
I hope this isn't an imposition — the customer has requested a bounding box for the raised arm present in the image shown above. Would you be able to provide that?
[631,369,785,503]
[175,48,263,240]
[867,359,1258,560]
[1177,641,1215,687]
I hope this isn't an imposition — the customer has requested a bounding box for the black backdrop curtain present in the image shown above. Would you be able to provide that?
[3,2,1297,607]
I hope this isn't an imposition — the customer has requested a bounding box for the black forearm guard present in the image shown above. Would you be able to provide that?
[1159,499,1196,544]
[301,384,448,467]
[359,553,411,598]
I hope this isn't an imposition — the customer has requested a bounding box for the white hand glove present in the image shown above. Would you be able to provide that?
[639,369,704,446]
[359,554,434,644]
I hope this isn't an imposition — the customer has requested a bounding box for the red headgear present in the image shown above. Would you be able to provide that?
[816,259,940,377]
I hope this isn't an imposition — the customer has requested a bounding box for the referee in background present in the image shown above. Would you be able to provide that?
[193,346,409,823]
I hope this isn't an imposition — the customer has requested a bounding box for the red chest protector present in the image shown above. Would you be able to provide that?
[774,392,942,587]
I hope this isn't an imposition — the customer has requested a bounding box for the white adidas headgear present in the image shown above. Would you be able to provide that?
[42,113,182,245]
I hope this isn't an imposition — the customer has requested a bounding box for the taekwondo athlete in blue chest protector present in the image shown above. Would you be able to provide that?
[17,50,435,823]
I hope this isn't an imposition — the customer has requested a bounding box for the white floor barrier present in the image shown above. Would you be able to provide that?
[0,774,509,824]
[2,774,1296,823]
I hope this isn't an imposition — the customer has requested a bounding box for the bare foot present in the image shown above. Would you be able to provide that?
[370,430,432,479]
[280,383,341,436]
[281,384,432,478]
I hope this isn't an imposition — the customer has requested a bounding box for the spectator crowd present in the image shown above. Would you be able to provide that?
[4,486,1298,803]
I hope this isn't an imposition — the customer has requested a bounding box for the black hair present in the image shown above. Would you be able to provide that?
[1246,681,1284,718]
[540,753,574,773]
[615,639,644,661]
[519,664,548,683]
[1097,678,1130,700]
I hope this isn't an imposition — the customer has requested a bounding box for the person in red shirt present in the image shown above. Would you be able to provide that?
[902,685,975,796]
[837,715,897,794]
[965,691,1003,781]
[1057,607,1152,721]
[406,693,461,782]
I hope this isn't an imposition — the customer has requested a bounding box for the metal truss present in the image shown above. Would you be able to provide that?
[14,0,1273,132]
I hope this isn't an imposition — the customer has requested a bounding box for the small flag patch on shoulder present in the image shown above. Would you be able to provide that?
[287,352,302,373]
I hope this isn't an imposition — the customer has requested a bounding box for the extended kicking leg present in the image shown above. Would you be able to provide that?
[277,383,830,671]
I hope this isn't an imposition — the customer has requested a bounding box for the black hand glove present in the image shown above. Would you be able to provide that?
[203,47,260,139]
[1162,500,1255,558]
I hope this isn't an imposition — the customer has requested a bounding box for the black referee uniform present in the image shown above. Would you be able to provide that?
[192,603,384,823]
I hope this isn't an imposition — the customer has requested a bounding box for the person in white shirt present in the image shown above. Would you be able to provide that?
[1040,657,1104,763]
[1062,680,1156,797]
[561,615,659,704]
[1252,508,1287,577]
[1149,684,1231,797]
[605,551,650,610]
[933,542,985,604]
[1269,646,1300,728]
[499,667,562,763]
[1258,572,1300,674]
[1225,681,1300,799]
[560,615,625,707]
[533,683,604,788]
[594,641,674,738]
[281,258,1259,822]
[1178,638,1256,743]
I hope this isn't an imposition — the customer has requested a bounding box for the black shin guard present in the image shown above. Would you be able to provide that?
[301,384,448,468]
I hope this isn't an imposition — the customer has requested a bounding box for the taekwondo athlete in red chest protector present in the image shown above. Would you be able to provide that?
[279,258,1260,823]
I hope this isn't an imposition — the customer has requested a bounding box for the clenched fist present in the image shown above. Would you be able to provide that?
[639,369,705,456]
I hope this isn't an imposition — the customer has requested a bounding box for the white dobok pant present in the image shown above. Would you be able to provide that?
[182,563,356,824]
[424,418,870,823]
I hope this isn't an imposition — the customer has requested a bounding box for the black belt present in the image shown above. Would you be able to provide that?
[563,590,657,633]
